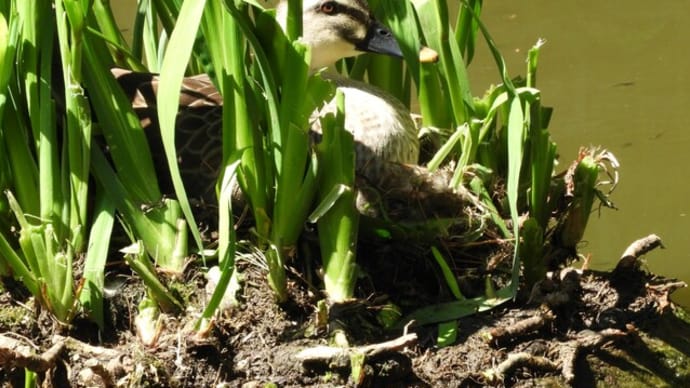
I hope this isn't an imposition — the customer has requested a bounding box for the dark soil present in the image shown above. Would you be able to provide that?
[2,235,690,387]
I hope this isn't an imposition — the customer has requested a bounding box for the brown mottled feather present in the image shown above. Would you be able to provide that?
[113,69,420,207]
[112,69,223,203]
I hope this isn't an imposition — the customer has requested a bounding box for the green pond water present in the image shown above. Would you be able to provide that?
[112,1,690,306]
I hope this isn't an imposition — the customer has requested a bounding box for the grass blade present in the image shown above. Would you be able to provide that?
[156,0,207,258]
[197,160,240,332]
[431,246,465,301]
[80,190,115,329]
[505,97,525,295]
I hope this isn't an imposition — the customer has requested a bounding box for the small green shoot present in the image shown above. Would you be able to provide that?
[431,246,465,301]
[437,320,458,347]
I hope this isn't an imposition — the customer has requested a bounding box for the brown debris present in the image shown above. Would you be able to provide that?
[482,352,559,384]
[616,234,664,270]
[560,328,628,383]
[0,333,133,386]
[528,268,583,308]
[485,307,555,346]
[480,322,629,384]
[356,162,479,223]
[647,281,688,312]
[294,332,417,365]
[0,333,65,373]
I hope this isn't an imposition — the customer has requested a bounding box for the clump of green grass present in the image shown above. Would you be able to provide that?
[0,0,617,344]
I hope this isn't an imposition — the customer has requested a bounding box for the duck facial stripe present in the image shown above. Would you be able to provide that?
[320,3,371,45]
[316,1,370,27]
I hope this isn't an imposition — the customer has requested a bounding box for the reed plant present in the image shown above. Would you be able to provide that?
[372,1,614,326]
[0,0,616,339]
[0,0,187,329]
[0,0,96,325]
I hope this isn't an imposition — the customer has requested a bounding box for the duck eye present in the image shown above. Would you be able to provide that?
[320,1,337,14]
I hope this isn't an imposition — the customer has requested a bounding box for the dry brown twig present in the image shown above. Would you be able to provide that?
[482,352,559,384]
[485,307,555,346]
[481,328,627,385]
[0,333,65,372]
[616,234,664,270]
[294,332,417,364]
[560,328,627,383]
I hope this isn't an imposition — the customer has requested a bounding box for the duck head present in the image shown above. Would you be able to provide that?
[277,0,403,69]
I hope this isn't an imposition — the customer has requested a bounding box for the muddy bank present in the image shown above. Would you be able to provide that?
[1,235,689,387]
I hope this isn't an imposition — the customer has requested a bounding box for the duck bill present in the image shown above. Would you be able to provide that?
[356,19,403,58]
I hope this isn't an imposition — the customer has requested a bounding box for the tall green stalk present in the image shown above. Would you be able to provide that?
[314,92,359,302]
[0,0,86,324]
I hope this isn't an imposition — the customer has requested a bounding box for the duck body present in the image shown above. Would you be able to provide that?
[114,71,419,201]
[314,75,419,178]
[278,0,420,171]
[114,0,419,205]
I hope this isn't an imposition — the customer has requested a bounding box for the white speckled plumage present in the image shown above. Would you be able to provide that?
[312,75,419,168]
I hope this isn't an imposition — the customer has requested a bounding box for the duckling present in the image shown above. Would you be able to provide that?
[115,0,427,208]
